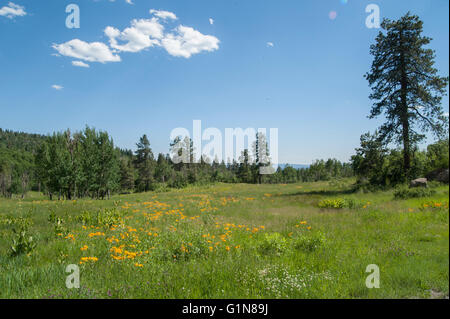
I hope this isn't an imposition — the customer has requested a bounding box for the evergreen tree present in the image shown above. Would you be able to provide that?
[134,134,155,192]
[366,13,449,179]
[154,153,172,183]
[237,149,252,183]
[119,157,135,191]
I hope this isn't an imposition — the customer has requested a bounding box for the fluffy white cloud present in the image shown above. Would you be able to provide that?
[150,9,177,20]
[53,9,219,64]
[52,85,63,90]
[105,18,164,53]
[266,42,274,47]
[105,12,219,58]
[72,60,90,68]
[444,112,449,117]
[0,2,26,19]
[161,25,220,58]
[52,39,121,63]
[209,18,214,25]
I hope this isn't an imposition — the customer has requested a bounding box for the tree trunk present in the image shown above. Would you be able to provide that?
[402,118,411,177]
[399,28,411,179]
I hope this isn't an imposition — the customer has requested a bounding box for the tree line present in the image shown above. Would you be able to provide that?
[0,126,356,199]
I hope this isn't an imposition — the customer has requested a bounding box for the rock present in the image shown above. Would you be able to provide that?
[410,178,428,188]
[426,168,449,184]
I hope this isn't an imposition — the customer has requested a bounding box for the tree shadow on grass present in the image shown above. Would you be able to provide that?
[278,188,357,197]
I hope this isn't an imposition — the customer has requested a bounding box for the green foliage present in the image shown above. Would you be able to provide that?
[318,198,347,209]
[9,219,37,257]
[95,208,123,228]
[257,232,289,256]
[426,139,449,172]
[48,212,68,236]
[170,171,188,189]
[318,198,364,209]
[0,128,45,153]
[365,13,449,177]
[394,187,436,199]
[36,127,120,200]
[353,134,449,188]
[134,134,155,192]
[292,231,326,252]
[77,208,123,228]
[0,147,35,197]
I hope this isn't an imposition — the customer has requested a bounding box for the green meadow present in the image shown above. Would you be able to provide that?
[0,179,448,299]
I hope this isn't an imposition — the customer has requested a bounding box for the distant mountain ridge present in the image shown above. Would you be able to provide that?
[0,128,46,153]
[277,163,310,170]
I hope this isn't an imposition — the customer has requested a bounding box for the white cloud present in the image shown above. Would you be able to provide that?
[52,39,121,63]
[105,12,219,58]
[150,9,177,20]
[266,42,274,47]
[209,18,214,25]
[51,85,63,90]
[105,18,164,53]
[0,2,26,19]
[53,9,219,63]
[444,112,449,117]
[72,60,90,68]
[161,25,220,58]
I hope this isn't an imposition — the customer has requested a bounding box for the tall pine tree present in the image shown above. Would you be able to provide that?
[365,13,449,179]
[134,134,155,192]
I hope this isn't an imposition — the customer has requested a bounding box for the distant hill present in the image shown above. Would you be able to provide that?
[277,163,310,170]
[0,128,47,153]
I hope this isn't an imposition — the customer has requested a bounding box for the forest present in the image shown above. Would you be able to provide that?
[0,125,448,200]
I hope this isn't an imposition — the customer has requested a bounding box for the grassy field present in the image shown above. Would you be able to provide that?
[0,179,448,299]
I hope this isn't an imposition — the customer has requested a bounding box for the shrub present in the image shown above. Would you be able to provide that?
[77,209,123,228]
[292,231,326,252]
[317,198,364,209]
[151,183,170,193]
[170,172,188,189]
[318,198,346,209]
[393,187,436,199]
[151,228,210,261]
[9,223,36,257]
[95,208,123,228]
[77,210,92,225]
[257,232,288,256]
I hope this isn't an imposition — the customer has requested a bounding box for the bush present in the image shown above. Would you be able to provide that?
[151,228,210,261]
[393,187,436,199]
[318,198,346,209]
[9,222,36,257]
[170,172,188,189]
[257,232,288,256]
[318,198,364,209]
[151,183,170,193]
[292,231,326,252]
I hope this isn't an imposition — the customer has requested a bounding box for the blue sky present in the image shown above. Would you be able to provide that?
[0,0,448,164]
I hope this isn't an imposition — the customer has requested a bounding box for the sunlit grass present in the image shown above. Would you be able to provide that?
[0,180,448,298]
